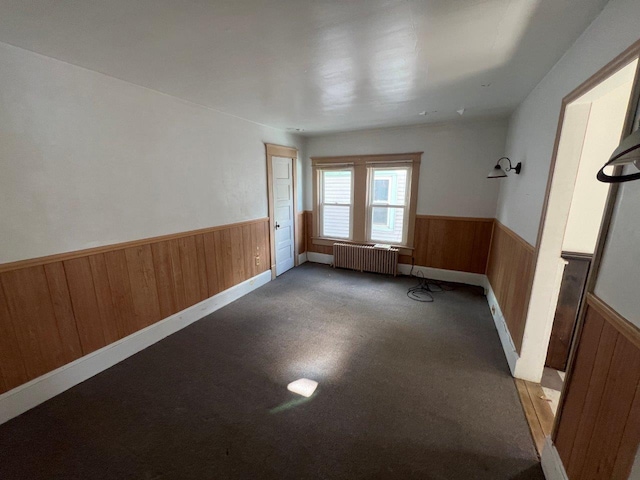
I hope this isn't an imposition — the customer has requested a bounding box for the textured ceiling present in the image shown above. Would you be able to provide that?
[0,0,609,134]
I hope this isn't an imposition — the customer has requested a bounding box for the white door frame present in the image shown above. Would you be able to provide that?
[266,143,299,279]
[513,44,640,386]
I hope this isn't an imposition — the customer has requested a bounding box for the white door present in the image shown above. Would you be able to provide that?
[273,156,295,276]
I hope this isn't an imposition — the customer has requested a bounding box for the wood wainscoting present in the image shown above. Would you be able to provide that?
[406,215,493,274]
[486,221,535,353]
[305,211,494,274]
[296,211,306,255]
[554,294,640,480]
[0,218,270,395]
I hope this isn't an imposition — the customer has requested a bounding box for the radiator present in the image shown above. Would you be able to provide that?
[333,243,398,276]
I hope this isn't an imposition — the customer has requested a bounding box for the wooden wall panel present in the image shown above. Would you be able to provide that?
[88,254,123,344]
[65,256,108,354]
[555,295,640,479]
[412,216,493,274]
[486,221,535,353]
[125,245,162,330]
[1,266,82,380]
[0,218,269,395]
[304,211,494,274]
[296,212,306,255]
[0,283,29,390]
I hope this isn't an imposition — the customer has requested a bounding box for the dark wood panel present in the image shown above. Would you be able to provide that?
[43,262,83,360]
[0,218,271,395]
[0,279,29,390]
[151,241,182,319]
[555,297,640,479]
[555,308,604,464]
[486,221,535,353]
[202,232,221,297]
[104,250,138,337]
[546,253,591,370]
[230,226,246,285]
[65,257,106,353]
[177,236,202,308]
[88,253,125,344]
[194,234,209,301]
[296,212,306,255]
[566,320,618,477]
[215,229,234,291]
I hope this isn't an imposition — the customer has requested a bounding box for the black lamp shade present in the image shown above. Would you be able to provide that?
[597,129,640,183]
[487,164,508,178]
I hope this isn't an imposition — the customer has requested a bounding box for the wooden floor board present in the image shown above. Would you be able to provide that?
[515,378,555,456]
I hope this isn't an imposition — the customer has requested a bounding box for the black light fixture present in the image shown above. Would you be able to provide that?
[487,157,522,178]
[597,129,640,183]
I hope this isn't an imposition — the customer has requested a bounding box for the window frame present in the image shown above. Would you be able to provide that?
[318,167,354,240]
[311,152,421,252]
[366,166,412,245]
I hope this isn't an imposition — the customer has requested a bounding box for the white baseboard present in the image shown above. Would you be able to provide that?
[397,264,488,289]
[541,437,568,480]
[486,282,519,376]
[298,252,308,265]
[307,252,333,265]
[0,270,271,425]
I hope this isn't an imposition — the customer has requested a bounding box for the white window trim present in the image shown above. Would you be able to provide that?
[365,166,412,246]
[318,167,354,240]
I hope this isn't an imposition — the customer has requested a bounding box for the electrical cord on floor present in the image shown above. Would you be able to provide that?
[406,258,459,302]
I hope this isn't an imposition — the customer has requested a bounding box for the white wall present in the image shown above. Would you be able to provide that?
[595,168,640,328]
[497,0,640,247]
[304,119,508,218]
[0,42,305,264]
[490,0,640,382]
[562,82,632,254]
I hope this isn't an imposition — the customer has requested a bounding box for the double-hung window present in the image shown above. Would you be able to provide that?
[319,168,353,239]
[367,167,411,245]
[312,153,421,249]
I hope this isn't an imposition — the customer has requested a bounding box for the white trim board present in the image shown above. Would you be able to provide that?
[0,270,271,426]
[298,252,308,265]
[307,252,333,265]
[485,282,519,376]
[397,264,487,289]
[541,437,569,480]
[305,254,488,289]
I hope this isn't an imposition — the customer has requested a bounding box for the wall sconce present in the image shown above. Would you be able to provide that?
[597,129,640,183]
[487,157,522,178]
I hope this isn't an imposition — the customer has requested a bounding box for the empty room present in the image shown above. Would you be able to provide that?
[2,1,640,479]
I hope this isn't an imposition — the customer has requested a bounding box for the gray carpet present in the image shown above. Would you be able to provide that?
[0,263,544,479]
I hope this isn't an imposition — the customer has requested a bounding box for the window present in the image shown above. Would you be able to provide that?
[372,178,391,225]
[367,168,410,244]
[319,168,353,239]
[311,153,421,249]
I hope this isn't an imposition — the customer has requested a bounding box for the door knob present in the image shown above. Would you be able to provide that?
[275,222,280,230]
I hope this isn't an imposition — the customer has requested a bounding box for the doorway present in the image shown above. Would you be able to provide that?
[265,144,299,278]
[530,59,638,418]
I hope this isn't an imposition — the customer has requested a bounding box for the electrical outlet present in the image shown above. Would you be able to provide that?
[255,256,260,266]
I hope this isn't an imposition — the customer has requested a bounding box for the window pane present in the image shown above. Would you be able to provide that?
[322,170,352,204]
[372,207,388,225]
[323,205,350,238]
[373,179,389,202]
[372,169,408,205]
[370,207,405,243]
